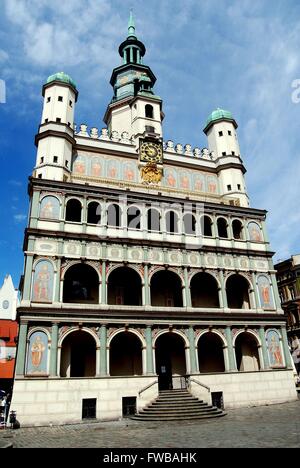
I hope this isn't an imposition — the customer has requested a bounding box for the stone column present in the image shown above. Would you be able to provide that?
[145,326,154,374]
[188,326,197,373]
[225,326,237,371]
[220,271,228,308]
[99,325,108,375]
[281,326,293,368]
[54,258,61,302]
[50,323,59,376]
[30,189,40,229]
[251,272,260,310]
[258,326,270,369]
[101,261,107,305]
[184,267,192,308]
[82,197,87,234]
[144,264,151,306]
[15,322,28,376]
[22,255,34,301]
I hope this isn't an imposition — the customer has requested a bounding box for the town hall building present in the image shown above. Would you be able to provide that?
[11,15,297,425]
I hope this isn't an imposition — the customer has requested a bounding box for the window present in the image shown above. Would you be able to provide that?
[218,131,223,137]
[222,152,226,156]
[122,397,136,417]
[69,100,73,107]
[45,118,48,123]
[38,174,42,179]
[232,151,235,155]
[66,160,69,168]
[237,184,241,190]
[58,96,63,102]
[53,156,58,163]
[47,97,51,103]
[227,185,232,191]
[145,104,154,119]
[56,118,61,123]
[40,157,44,164]
[82,399,96,420]
[228,130,232,136]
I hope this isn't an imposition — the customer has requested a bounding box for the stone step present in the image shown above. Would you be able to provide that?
[139,408,220,415]
[150,402,208,408]
[131,412,226,421]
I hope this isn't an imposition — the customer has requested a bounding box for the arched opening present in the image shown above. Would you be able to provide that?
[166,211,179,233]
[155,333,187,390]
[60,331,96,377]
[201,215,213,237]
[232,219,243,240]
[198,333,225,373]
[151,270,183,307]
[183,213,196,235]
[145,104,154,119]
[217,217,228,238]
[235,332,260,371]
[63,264,99,304]
[107,203,122,227]
[110,332,143,376]
[87,202,101,225]
[226,274,250,309]
[127,206,141,230]
[148,208,160,231]
[66,199,82,222]
[108,267,142,305]
[191,273,219,308]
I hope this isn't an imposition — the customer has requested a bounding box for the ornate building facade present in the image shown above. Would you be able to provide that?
[11,15,297,425]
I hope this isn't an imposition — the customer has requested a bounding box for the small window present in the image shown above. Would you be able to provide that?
[45,118,48,123]
[222,152,226,156]
[237,184,241,190]
[47,97,51,103]
[66,160,69,168]
[40,157,44,164]
[145,104,154,119]
[227,185,232,191]
[145,125,155,133]
[53,156,58,163]
[67,122,71,127]
[122,397,136,417]
[38,174,42,179]
[228,130,232,136]
[82,399,96,420]
[56,118,61,123]
[218,131,223,137]
[232,151,235,155]
[58,96,63,102]
[69,100,73,107]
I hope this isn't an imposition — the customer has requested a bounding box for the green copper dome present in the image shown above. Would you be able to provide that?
[206,108,233,126]
[46,72,77,89]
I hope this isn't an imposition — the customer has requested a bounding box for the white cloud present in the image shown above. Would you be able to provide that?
[14,214,27,222]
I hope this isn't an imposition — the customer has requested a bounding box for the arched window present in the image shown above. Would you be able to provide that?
[110,332,143,376]
[87,202,101,225]
[202,215,213,237]
[127,206,141,230]
[198,333,225,373]
[232,219,243,240]
[183,213,196,235]
[227,274,250,309]
[107,204,122,227]
[191,273,219,308]
[148,208,160,232]
[60,331,96,377]
[63,264,99,304]
[108,267,142,306]
[235,332,260,371]
[66,199,82,222]
[217,217,228,238]
[151,270,183,307]
[166,211,179,234]
[145,104,154,119]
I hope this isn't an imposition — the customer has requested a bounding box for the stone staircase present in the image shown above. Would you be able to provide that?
[131,389,226,421]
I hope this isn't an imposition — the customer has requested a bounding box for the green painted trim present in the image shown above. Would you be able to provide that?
[15,323,28,375]
[220,272,228,308]
[188,327,197,372]
[54,258,61,302]
[225,326,237,371]
[184,268,192,308]
[99,325,108,375]
[281,327,293,368]
[144,264,150,306]
[258,327,270,369]
[23,255,34,301]
[251,272,260,309]
[101,261,107,305]
[50,323,59,376]
[145,326,154,374]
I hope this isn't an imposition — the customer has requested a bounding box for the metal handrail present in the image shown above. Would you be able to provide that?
[189,378,210,392]
[138,380,158,396]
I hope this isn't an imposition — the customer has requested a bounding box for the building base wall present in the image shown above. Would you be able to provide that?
[10,370,297,426]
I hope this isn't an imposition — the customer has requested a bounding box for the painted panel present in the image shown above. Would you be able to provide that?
[193,173,205,192]
[248,222,263,242]
[31,260,54,303]
[257,275,274,309]
[123,161,137,182]
[164,167,177,188]
[207,176,219,194]
[266,330,284,368]
[73,155,87,175]
[40,196,60,220]
[91,157,103,178]
[107,160,120,180]
[26,331,48,375]
[178,170,191,190]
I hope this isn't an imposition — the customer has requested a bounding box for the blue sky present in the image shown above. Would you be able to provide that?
[1,0,300,287]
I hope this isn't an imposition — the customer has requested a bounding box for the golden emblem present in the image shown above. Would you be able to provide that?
[141,162,162,184]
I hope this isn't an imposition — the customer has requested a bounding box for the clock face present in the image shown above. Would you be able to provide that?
[140,141,163,163]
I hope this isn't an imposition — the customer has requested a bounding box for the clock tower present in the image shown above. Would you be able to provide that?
[104,12,164,139]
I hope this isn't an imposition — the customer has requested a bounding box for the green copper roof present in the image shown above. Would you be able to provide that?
[128,10,137,38]
[46,72,77,89]
[206,108,233,126]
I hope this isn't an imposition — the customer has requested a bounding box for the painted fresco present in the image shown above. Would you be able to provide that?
[179,171,191,190]
[123,162,136,182]
[193,173,205,192]
[26,331,48,375]
[73,155,87,175]
[91,157,102,177]
[266,330,284,367]
[207,176,218,194]
[248,222,262,242]
[32,260,54,303]
[164,168,177,188]
[257,275,274,309]
[107,160,120,179]
[40,196,60,220]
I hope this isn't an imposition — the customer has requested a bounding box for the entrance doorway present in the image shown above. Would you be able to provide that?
[155,333,186,390]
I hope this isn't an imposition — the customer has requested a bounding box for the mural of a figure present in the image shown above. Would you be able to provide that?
[207,176,218,194]
[258,275,274,309]
[249,222,262,242]
[26,332,48,375]
[32,261,54,303]
[180,172,190,190]
[73,156,86,175]
[40,196,60,220]
[91,159,102,177]
[266,330,284,367]
[124,163,135,181]
[193,174,205,192]
[165,169,176,187]
[107,161,119,179]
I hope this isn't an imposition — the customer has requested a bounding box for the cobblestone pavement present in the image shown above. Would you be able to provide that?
[0,401,299,448]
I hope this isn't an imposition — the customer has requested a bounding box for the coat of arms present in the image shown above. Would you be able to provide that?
[141,162,162,185]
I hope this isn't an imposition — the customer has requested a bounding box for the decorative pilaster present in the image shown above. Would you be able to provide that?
[258,326,270,369]
[29,190,40,229]
[188,326,197,373]
[225,326,237,371]
[50,323,59,376]
[144,264,151,306]
[145,326,154,374]
[22,255,34,301]
[281,326,293,368]
[15,322,28,376]
[184,267,192,308]
[101,261,107,305]
[99,325,108,375]
[251,272,260,310]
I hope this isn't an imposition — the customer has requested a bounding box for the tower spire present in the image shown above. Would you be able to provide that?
[128,10,136,38]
